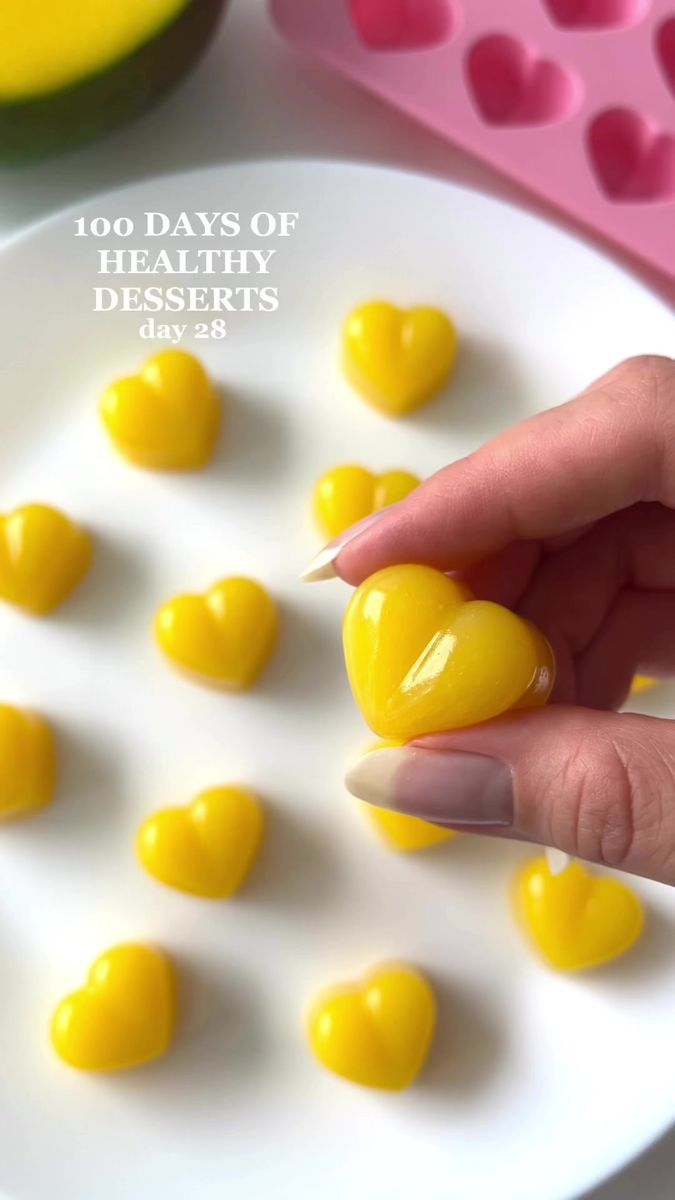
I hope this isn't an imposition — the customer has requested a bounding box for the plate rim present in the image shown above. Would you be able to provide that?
[0,156,673,1200]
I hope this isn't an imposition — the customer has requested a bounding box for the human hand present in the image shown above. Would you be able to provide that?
[303,356,675,884]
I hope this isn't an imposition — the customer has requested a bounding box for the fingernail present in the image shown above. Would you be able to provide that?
[300,508,393,583]
[345,745,514,826]
[546,848,571,876]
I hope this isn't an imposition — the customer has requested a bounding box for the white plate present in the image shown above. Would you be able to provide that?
[0,161,673,1200]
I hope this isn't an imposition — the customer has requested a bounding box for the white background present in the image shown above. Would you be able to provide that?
[0,3,673,1197]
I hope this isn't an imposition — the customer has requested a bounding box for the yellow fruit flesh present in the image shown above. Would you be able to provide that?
[0,0,188,101]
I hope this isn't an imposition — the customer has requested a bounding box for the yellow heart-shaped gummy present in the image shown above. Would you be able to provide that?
[313,464,419,540]
[364,806,455,852]
[0,704,56,820]
[343,301,457,416]
[343,565,554,741]
[630,675,659,696]
[137,786,264,899]
[0,504,92,615]
[358,740,455,852]
[515,857,644,972]
[307,963,436,1090]
[51,944,175,1071]
[155,576,278,690]
[100,349,220,470]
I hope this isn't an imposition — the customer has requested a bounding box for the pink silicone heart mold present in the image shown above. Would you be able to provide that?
[349,0,454,50]
[543,0,649,29]
[588,108,675,201]
[467,35,579,127]
[657,18,675,96]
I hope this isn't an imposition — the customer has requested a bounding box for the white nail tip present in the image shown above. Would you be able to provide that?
[546,847,571,876]
[299,545,339,583]
[344,749,403,807]
[299,506,394,582]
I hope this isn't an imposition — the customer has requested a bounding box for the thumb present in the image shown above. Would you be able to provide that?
[345,707,675,884]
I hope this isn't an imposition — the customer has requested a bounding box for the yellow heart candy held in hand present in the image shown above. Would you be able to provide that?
[100,349,221,470]
[0,504,92,616]
[155,576,278,691]
[515,857,644,972]
[313,464,419,540]
[51,944,176,1071]
[137,786,264,899]
[308,963,436,1090]
[343,301,457,417]
[358,741,455,852]
[0,704,56,820]
[343,565,554,741]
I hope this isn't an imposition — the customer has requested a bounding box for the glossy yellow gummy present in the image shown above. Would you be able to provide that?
[307,963,436,1090]
[343,564,554,741]
[515,857,644,972]
[51,943,175,1071]
[343,301,457,417]
[630,675,659,695]
[0,503,92,615]
[313,464,419,539]
[100,349,221,470]
[0,704,56,819]
[137,785,264,899]
[359,740,455,852]
[155,576,278,690]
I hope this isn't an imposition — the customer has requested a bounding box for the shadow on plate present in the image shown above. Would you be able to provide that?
[581,1123,675,1200]
[196,383,290,493]
[255,597,350,712]
[407,336,530,441]
[0,716,124,847]
[588,903,675,988]
[420,971,507,1102]
[80,951,270,1119]
[51,526,148,635]
[242,800,346,919]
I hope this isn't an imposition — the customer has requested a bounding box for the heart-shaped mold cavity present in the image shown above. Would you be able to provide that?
[587,108,675,201]
[466,35,578,127]
[657,18,675,96]
[349,0,454,50]
[543,0,649,29]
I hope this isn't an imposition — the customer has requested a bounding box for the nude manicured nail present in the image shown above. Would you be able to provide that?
[546,848,571,876]
[300,508,392,583]
[345,745,514,826]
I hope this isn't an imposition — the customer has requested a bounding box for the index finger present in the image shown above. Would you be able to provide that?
[332,355,675,586]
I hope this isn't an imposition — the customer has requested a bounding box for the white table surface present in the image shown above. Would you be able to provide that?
[0,3,672,1197]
